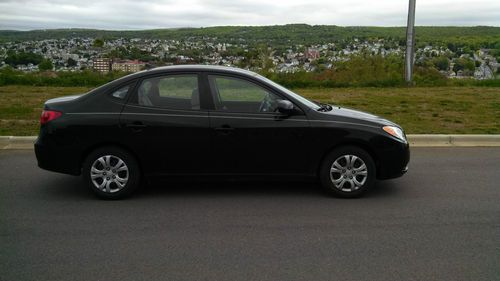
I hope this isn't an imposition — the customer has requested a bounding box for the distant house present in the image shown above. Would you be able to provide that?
[489,61,499,73]
[93,58,111,73]
[111,60,145,73]
[305,48,320,60]
[474,64,494,80]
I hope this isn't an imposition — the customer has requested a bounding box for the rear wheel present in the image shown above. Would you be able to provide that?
[83,146,141,199]
[320,146,376,198]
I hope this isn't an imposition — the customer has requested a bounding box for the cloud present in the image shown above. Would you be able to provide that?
[0,0,499,30]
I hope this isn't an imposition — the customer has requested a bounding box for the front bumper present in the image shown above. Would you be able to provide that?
[374,139,410,180]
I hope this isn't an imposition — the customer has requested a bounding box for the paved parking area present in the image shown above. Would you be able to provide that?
[1,148,499,281]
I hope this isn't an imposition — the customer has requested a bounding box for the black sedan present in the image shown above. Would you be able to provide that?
[35,65,409,199]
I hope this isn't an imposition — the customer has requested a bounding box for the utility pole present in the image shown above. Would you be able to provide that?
[405,0,416,84]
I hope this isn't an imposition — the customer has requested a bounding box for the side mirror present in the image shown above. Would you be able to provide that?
[276,100,294,114]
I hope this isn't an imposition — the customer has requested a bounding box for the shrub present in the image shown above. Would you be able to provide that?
[0,68,127,87]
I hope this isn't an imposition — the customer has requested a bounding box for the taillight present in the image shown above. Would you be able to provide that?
[40,110,62,125]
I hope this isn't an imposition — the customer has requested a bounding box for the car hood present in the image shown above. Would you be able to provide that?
[319,106,399,127]
[45,94,83,104]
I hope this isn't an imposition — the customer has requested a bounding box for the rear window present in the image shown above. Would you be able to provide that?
[111,85,130,99]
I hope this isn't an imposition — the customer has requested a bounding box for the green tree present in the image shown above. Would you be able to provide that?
[5,51,43,66]
[447,43,457,52]
[67,57,77,67]
[453,57,475,74]
[38,59,53,71]
[93,38,104,48]
[432,56,450,71]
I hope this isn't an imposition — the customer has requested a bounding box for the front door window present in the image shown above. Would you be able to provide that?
[208,75,285,113]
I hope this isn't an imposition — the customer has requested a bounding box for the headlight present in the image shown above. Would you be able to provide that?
[383,126,407,142]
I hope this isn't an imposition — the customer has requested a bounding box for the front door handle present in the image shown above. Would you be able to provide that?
[215,125,235,135]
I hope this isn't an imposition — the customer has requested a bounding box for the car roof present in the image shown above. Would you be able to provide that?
[95,65,265,97]
[134,65,260,78]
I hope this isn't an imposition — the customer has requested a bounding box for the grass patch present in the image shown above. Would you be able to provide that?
[0,85,499,135]
[296,87,500,134]
[0,86,90,135]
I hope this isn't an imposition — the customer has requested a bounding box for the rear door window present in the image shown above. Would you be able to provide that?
[136,74,200,110]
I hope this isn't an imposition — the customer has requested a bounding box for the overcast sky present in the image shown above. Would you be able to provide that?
[0,0,499,30]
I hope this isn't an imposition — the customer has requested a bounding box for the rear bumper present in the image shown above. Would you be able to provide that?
[35,138,81,176]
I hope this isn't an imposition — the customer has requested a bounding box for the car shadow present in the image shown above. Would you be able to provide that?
[42,175,402,200]
[42,175,95,200]
[138,180,322,199]
[136,179,402,200]
[368,180,402,198]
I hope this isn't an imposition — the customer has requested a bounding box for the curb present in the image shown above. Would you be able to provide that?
[0,136,38,150]
[407,135,500,147]
[1,135,500,150]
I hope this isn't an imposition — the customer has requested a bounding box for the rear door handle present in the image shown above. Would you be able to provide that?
[126,121,147,131]
[215,127,234,131]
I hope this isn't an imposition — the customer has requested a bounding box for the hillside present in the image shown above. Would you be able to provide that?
[1,25,500,47]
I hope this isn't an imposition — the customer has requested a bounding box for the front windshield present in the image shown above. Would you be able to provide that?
[255,74,321,110]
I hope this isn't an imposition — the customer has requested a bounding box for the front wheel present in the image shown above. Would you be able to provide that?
[82,146,141,199]
[319,146,376,198]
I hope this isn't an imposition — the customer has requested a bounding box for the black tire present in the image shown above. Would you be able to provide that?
[82,146,141,199]
[319,145,376,198]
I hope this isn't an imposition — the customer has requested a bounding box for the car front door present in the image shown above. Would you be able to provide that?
[120,72,211,177]
[205,74,311,176]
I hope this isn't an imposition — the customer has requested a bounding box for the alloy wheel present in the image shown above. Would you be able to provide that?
[90,155,129,193]
[329,154,368,192]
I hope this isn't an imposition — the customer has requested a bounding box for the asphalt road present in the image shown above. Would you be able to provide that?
[1,148,499,281]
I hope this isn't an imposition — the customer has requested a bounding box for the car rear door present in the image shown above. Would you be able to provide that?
[119,72,211,177]
[205,73,311,176]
